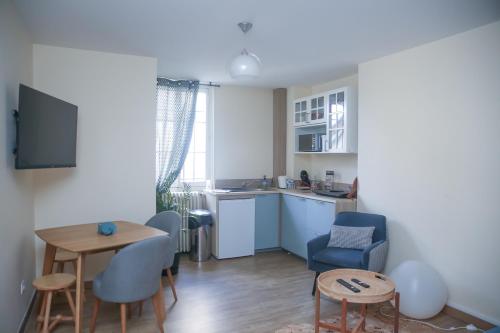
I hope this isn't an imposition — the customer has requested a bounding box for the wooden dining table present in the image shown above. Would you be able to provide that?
[35,220,168,333]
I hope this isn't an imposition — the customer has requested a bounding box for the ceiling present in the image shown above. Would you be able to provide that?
[14,0,500,88]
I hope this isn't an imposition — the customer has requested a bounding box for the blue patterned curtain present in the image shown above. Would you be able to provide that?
[156,78,199,196]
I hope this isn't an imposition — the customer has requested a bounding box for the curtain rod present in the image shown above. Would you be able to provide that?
[157,76,221,88]
[200,81,221,87]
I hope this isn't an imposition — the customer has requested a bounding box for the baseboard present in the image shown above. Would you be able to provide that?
[17,290,37,333]
[255,247,282,253]
[444,303,497,330]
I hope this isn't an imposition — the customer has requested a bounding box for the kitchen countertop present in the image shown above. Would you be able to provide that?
[204,188,357,204]
[278,188,356,204]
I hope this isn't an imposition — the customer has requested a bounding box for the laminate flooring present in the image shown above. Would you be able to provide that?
[26,250,468,332]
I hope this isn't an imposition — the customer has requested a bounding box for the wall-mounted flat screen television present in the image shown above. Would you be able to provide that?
[15,84,78,169]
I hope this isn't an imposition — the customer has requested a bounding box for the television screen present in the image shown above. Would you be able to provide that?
[15,84,78,169]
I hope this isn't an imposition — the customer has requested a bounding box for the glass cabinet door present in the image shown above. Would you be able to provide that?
[294,101,301,123]
[300,100,308,123]
[328,91,345,151]
[310,96,325,122]
[294,100,309,124]
[310,98,317,121]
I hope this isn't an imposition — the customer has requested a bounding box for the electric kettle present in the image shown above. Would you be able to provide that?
[278,176,288,189]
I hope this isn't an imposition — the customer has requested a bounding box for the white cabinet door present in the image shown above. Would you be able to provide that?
[309,95,326,124]
[294,98,309,126]
[218,198,255,259]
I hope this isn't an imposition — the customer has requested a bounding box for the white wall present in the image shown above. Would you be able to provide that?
[33,45,157,279]
[213,85,273,179]
[358,21,500,324]
[0,2,35,332]
[287,75,358,183]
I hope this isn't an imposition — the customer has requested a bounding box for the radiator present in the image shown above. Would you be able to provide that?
[170,191,205,252]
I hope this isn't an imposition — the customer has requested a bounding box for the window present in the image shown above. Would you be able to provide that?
[156,87,212,190]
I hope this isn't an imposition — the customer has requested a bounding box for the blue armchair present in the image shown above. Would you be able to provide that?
[307,212,388,295]
[146,211,181,301]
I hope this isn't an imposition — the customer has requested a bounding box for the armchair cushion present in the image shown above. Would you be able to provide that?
[313,247,364,269]
[327,225,375,250]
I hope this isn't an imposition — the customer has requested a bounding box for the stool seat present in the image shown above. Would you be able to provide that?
[55,249,78,262]
[33,273,76,291]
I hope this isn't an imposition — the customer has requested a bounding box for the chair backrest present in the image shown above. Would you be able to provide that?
[145,211,181,268]
[98,236,169,303]
[334,212,387,243]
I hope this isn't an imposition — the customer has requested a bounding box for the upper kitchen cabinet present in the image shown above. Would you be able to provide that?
[326,87,357,153]
[293,98,309,125]
[293,94,326,126]
[309,94,326,124]
[293,87,357,154]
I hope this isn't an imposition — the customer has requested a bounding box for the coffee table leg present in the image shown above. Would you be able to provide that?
[341,298,347,333]
[360,303,367,331]
[314,286,320,333]
[394,292,400,333]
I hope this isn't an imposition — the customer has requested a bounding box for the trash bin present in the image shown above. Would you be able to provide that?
[188,209,212,262]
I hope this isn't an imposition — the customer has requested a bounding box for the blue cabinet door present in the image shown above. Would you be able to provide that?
[255,194,280,250]
[281,194,307,258]
[306,199,336,243]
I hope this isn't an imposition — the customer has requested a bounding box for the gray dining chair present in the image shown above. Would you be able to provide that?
[90,236,169,333]
[145,211,181,301]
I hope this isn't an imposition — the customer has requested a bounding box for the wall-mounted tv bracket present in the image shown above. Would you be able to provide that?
[13,109,19,155]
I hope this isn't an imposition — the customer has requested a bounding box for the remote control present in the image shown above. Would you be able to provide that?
[375,274,386,281]
[351,278,370,288]
[336,279,361,293]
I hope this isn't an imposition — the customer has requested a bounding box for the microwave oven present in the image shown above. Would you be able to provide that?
[298,134,321,152]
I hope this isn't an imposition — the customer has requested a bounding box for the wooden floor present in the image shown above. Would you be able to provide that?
[26,250,468,332]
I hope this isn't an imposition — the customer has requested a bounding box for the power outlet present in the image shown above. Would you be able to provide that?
[20,279,26,295]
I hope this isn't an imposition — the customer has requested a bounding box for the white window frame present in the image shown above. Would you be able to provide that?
[171,86,213,191]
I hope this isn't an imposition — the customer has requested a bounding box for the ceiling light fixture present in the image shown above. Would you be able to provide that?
[229,22,261,79]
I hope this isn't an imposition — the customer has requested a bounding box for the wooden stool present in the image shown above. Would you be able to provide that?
[53,249,78,273]
[33,273,76,333]
[53,249,85,301]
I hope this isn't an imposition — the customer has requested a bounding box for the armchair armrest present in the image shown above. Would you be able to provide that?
[362,240,389,272]
[307,234,330,268]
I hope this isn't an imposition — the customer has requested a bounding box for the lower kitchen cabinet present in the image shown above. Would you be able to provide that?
[281,195,308,258]
[255,194,280,250]
[281,194,336,259]
[306,199,335,241]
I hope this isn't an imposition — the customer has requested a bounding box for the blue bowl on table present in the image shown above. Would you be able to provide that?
[97,222,117,236]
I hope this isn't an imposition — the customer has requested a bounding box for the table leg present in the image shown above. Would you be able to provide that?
[394,292,400,333]
[341,298,347,333]
[314,286,320,333]
[75,253,86,333]
[360,303,367,331]
[36,244,57,314]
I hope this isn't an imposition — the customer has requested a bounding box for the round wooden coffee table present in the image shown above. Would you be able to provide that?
[315,269,400,333]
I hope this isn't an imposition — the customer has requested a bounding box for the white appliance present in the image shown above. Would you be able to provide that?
[217,197,255,259]
[278,176,288,189]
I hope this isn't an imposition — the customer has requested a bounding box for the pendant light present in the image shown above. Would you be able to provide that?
[229,22,262,79]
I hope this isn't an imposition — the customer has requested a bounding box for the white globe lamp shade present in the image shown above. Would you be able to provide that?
[229,49,261,79]
[390,260,448,319]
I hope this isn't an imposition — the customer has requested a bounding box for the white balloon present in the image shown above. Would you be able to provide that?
[390,260,448,319]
